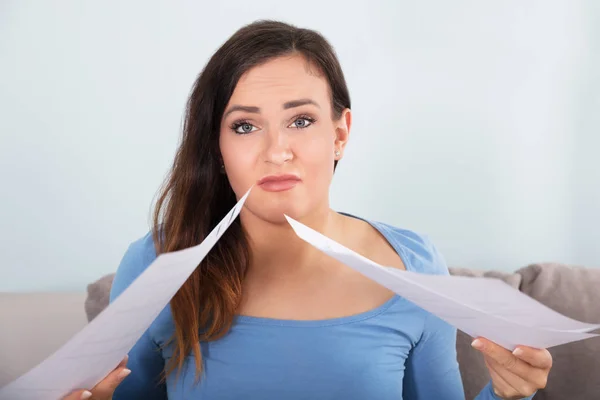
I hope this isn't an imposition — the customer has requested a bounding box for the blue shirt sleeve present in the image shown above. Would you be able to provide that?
[109,238,168,400]
[402,236,535,400]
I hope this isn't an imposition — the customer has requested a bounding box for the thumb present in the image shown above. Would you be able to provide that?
[92,365,131,398]
[62,389,93,400]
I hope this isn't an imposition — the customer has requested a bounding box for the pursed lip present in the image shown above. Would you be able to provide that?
[257,174,302,185]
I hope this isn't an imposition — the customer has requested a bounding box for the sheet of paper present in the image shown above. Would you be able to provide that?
[0,188,252,400]
[285,215,600,350]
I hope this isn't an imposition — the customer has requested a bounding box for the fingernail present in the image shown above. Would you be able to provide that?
[80,391,92,400]
[513,348,524,357]
[119,368,132,379]
[471,339,483,350]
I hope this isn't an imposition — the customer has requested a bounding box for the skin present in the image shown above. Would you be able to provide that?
[219,54,403,321]
[63,54,551,400]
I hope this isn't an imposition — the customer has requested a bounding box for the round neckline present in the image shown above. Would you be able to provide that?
[233,294,402,327]
[232,215,411,328]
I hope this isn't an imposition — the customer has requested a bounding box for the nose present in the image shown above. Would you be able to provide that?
[263,127,293,166]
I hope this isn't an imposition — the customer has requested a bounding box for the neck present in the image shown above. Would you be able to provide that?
[239,206,341,275]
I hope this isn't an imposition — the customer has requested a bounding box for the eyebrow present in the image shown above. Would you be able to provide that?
[223,98,320,119]
[283,98,320,110]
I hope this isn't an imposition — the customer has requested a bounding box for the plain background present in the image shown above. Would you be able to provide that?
[1,0,598,292]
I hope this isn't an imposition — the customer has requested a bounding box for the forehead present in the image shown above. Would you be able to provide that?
[228,55,331,107]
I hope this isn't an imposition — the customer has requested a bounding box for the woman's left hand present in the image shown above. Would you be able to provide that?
[472,337,553,399]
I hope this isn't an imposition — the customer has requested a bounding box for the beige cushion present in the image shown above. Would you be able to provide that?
[516,263,600,399]
[0,292,88,387]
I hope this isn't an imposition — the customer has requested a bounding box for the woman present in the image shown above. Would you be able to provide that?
[66,20,552,400]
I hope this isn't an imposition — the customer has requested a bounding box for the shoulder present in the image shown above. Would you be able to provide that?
[109,231,158,301]
[367,219,449,276]
[110,231,177,343]
[367,222,459,345]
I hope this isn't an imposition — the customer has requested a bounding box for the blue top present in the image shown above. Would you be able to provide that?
[110,217,529,400]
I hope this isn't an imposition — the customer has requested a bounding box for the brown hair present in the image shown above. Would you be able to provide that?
[152,19,351,381]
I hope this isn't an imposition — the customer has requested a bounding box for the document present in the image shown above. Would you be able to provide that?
[0,188,251,400]
[285,215,600,350]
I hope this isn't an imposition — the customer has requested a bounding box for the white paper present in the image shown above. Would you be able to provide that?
[285,215,600,350]
[0,188,251,400]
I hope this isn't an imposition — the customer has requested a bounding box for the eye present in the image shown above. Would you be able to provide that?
[288,116,315,129]
[231,121,258,135]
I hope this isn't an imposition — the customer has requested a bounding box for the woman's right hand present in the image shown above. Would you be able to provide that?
[62,355,130,400]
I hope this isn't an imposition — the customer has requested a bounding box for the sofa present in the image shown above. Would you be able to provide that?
[1,263,599,399]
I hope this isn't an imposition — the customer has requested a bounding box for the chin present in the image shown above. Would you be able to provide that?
[245,193,311,225]
[264,205,306,225]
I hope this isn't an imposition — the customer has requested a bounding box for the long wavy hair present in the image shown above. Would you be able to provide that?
[152,19,351,381]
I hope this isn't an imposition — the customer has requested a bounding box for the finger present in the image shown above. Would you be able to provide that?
[61,389,92,400]
[474,338,548,387]
[476,338,552,389]
[486,350,548,390]
[513,346,553,370]
[484,359,520,399]
[486,357,537,398]
[472,338,526,373]
[116,354,129,369]
[90,357,131,398]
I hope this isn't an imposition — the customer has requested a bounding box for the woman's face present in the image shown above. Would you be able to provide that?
[219,54,351,223]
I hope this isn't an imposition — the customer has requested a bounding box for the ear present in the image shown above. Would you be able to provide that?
[334,108,351,157]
